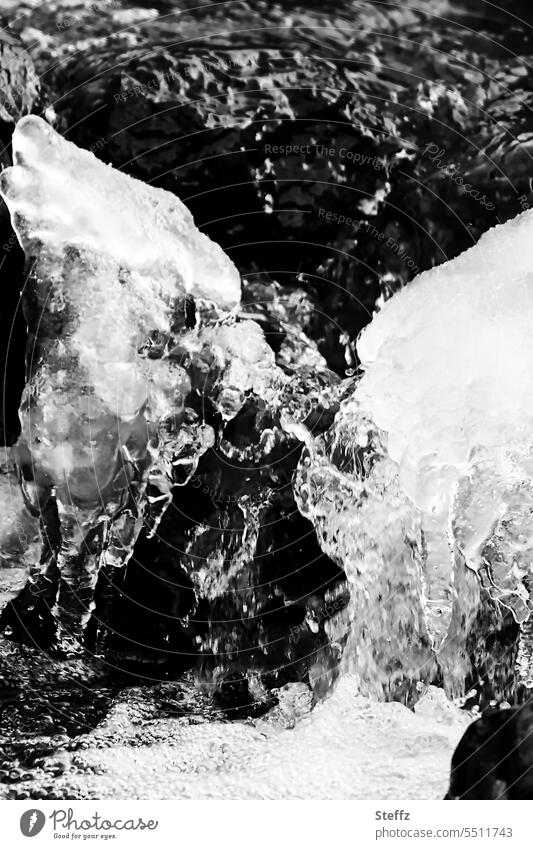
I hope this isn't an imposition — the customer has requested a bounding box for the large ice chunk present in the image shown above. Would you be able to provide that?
[353,209,533,683]
[357,209,533,518]
[0,116,241,488]
[290,210,533,695]
[0,116,241,645]
[2,116,240,309]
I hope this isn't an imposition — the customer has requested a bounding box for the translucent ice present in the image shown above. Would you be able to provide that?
[356,209,533,520]
[293,399,438,700]
[292,210,533,694]
[0,116,241,644]
[353,209,533,682]
[3,116,241,310]
[0,116,241,492]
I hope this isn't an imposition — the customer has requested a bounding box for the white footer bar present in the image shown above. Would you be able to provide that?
[0,800,530,848]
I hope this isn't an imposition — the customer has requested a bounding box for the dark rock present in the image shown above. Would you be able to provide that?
[446,703,533,799]
[0,20,44,446]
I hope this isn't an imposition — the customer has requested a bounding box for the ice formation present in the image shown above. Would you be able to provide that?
[0,115,242,646]
[296,209,533,691]
[357,209,533,521]
[356,210,533,627]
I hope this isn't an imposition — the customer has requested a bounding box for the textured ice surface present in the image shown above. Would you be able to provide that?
[293,402,480,696]
[1,115,240,423]
[0,116,241,497]
[357,209,533,519]
[0,116,242,637]
[183,320,285,422]
[3,116,240,307]
[352,209,533,680]
[293,211,533,692]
